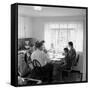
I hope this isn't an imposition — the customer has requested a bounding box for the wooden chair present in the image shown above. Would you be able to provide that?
[73,54,79,66]
[63,54,82,81]
[18,71,42,85]
[31,59,43,80]
[32,59,52,83]
[71,54,82,81]
[18,53,42,85]
[33,59,41,68]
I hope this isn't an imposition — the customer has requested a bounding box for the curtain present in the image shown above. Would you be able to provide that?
[44,22,83,52]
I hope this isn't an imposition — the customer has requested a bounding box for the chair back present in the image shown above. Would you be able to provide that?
[74,54,79,66]
[18,53,31,77]
[33,59,41,68]
[18,53,25,66]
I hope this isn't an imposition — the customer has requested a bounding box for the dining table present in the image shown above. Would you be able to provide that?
[49,54,66,82]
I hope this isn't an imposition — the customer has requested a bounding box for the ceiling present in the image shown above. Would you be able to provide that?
[18,5,86,17]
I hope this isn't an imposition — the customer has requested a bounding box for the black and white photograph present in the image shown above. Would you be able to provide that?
[11,3,88,86]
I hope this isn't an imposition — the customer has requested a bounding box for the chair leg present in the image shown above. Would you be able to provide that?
[80,73,83,81]
[70,70,83,81]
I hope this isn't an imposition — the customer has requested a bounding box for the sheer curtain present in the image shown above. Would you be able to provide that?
[44,22,83,53]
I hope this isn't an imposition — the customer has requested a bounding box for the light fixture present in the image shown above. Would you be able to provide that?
[33,6,42,11]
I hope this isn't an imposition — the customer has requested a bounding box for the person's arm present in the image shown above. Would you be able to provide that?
[31,53,34,62]
[69,49,76,60]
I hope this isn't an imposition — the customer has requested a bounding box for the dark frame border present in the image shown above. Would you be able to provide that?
[11,3,18,86]
[11,3,88,87]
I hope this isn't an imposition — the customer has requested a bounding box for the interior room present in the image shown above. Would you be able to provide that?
[18,5,86,85]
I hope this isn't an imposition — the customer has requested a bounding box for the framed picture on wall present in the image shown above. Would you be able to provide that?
[11,3,88,87]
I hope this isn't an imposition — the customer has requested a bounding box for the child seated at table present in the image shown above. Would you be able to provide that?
[63,48,72,70]
[63,48,69,58]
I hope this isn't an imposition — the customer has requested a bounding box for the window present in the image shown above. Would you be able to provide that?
[44,22,83,53]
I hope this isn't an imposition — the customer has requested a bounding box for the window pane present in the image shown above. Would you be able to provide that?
[44,22,83,53]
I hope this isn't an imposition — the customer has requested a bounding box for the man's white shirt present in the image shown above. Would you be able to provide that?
[31,49,50,67]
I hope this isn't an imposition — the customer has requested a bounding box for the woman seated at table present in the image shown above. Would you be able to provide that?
[40,40,48,54]
[68,41,76,64]
[31,41,53,82]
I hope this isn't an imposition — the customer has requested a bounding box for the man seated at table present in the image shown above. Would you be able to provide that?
[31,41,53,82]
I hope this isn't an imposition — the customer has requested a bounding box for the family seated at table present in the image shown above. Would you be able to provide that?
[29,41,76,68]
[18,40,76,83]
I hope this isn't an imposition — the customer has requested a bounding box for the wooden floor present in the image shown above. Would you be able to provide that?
[18,70,82,86]
[52,70,82,83]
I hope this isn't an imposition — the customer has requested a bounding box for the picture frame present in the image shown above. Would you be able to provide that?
[11,3,88,87]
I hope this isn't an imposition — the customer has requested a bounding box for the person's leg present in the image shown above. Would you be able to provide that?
[41,63,53,82]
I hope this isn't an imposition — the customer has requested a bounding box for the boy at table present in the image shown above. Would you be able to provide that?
[63,48,71,69]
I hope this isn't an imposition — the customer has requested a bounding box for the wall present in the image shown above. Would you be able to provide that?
[82,16,86,81]
[18,16,33,39]
[32,16,84,40]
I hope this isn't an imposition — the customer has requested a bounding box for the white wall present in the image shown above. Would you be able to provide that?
[82,16,86,81]
[18,16,33,38]
[32,16,85,40]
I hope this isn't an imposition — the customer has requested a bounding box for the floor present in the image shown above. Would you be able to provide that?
[18,70,82,86]
[52,70,82,83]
